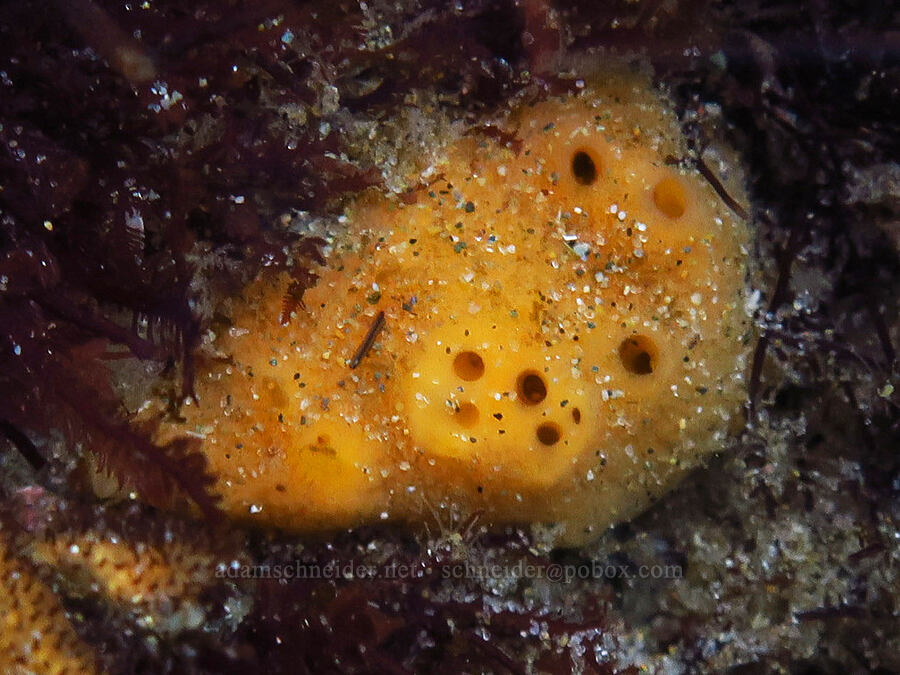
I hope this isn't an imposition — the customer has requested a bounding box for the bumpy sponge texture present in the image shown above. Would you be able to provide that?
[28,528,230,634]
[0,530,100,675]
[162,71,751,544]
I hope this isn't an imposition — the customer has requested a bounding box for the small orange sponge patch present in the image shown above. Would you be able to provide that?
[0,532,100,675]
[170,74,751,544]
[29,530,230,634]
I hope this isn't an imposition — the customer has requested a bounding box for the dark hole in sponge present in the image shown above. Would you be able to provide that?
[652,177,686,218]
[516,370,547,404]
[536,422,562,446]
[455,402,479,427]
[572,407,581,424]
[571,150,598,185]
[618,336,658,375]
[453,351,485,381]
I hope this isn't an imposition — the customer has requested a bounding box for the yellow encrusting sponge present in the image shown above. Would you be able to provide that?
[159,70,751,544]
[0,530,100,675]
[28,529,235,634]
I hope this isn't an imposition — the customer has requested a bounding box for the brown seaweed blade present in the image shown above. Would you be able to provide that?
[279,237,328,324]
[0,299,221,522]
[50,369,220,522]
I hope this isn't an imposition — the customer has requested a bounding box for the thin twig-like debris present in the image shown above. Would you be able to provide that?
[695,155,750,221]
[349,310,385,369]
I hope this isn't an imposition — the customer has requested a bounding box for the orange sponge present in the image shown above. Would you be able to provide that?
[0,531,100,675]
[28,529,233,634]
[164,70,751,544]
